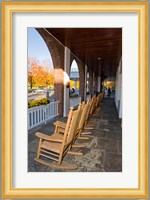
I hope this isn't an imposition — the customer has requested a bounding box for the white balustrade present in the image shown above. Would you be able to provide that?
[28,101,59,130]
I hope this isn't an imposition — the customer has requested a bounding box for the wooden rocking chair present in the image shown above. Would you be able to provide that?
[92,93,103,116]
[85,93,103,126]
[74,100,93,139]
[54,100,92,141]
[34,106,81,170]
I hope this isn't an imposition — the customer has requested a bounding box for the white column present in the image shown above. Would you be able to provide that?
[84,65,87,101]
[63,47,70,117]
[93,72,95,95]
[93,72,95,88]
[97,76,101,93]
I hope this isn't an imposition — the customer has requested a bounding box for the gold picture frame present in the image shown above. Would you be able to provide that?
[2,2,148,198]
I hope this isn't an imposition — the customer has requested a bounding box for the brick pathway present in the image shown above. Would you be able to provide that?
[28,97,122,172]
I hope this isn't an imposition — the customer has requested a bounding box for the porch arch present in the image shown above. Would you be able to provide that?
[70,56,85,102]
[36,28,65,115]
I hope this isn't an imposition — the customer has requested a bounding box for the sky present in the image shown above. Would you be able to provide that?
[27,28,53,69]
[27,27,78,70]
[71,60,79,70]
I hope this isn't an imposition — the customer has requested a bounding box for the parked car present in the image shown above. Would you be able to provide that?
[36,89,44,94]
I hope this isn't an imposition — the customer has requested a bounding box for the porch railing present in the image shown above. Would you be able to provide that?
[28,101,59,130]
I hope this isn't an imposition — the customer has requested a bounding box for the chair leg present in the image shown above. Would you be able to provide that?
[58,151,63,165]
[36,138,42,159]
[54,126,58,134]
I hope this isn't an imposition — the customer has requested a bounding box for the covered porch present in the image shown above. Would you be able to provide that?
[28,97,122,172]
[28,28,122,172]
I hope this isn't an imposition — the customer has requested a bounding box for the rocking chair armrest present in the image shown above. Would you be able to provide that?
[53,121,66,127]
[35,132,63,143]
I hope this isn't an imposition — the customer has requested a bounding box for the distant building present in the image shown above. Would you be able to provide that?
[70,68,80,90]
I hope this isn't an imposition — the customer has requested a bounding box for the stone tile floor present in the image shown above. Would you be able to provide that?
[28,98,122,172]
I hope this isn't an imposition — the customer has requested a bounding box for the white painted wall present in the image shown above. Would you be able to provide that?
[115,57,122,118]
[119,74,122,118]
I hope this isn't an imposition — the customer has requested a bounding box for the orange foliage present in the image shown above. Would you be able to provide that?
[28,58,54,89]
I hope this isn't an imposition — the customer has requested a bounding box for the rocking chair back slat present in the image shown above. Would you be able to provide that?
[65,104,82,146]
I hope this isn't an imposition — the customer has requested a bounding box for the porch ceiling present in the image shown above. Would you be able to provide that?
[46,28,122,78]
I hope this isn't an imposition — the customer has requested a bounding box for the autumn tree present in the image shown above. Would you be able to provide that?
[28,58,54,89]
[28,58,38,89]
